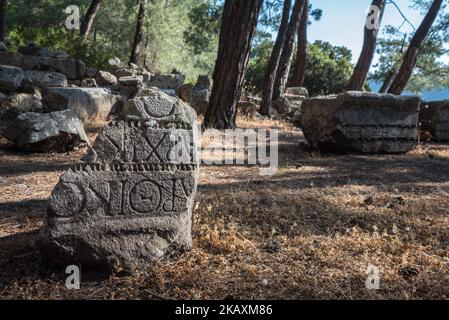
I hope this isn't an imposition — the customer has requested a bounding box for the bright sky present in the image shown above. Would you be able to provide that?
[308,0,449,64]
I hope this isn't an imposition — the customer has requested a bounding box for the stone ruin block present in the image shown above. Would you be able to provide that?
[2,109,88,153]
[39,89,199,272]
[145,74,185,90]
[419,100,449,141]
[300,92,420,153]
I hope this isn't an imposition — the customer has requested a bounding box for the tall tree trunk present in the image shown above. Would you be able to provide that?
[273,0,305,101]
[347,0,386,91]
[80,0,102,39]
[129,0,147,66]
[388,0,443,95]
[378,69,398,93]
[260,0,292,116]
[290,0,309,88]
[0,0,6,43]
[203,0,263,129]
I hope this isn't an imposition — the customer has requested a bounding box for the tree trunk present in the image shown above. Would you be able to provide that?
[290,0,309,88]
[259,0,292,116]
[203,0,263,129]
[0,0,6,43]
[129,0,148,66]
[347,0,386,91]
[378,69,398,93]
[273,0,305,101]
[388,0,443,95]
[80,0,102,39]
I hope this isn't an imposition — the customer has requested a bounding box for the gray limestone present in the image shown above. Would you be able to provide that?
[39,88,199,272]
[300,91,421,153]
[2,109,88,152]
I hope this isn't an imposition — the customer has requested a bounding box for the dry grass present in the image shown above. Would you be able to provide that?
[0,117,449,300]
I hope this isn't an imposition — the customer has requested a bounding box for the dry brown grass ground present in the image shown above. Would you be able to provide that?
[0,117,448,300]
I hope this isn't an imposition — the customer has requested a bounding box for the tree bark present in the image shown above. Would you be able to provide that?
[388,0,443,95]
[129,0,148,66]
[80,0,102,39]
[0,0,6,43]
[378,69,398,93]
[203,0,263,129]
[273,0,305,101]
[290,0,309,88]
[347,0,386,91]
[260,0,292,116]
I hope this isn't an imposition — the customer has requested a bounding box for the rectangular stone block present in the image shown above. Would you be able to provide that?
[300,92,421,153]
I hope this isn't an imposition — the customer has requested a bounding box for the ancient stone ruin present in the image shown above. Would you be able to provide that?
[300,91,421,153]
[2,109,88,153]
[273,86,308,117]
[38,89,199,272]
[419,100,449,141]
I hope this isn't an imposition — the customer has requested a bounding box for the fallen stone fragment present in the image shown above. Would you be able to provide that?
[0,92,43,121]
[2,109,88,152]
[0,65,24,93]
[145,74,185,90]
[96,70,118,86]
[24,70,68,88]
[300,91,420,153]
[43,87,124,125]
[39,89,199,272]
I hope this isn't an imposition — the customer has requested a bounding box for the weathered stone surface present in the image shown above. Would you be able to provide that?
[285,87,309,98]
[146,74,185,90]
[419,100,449,141]
[0,92,43,120]
[0,65,24,93]
[0,51,24,68]
[195,75,212,91]
[2,109,88,152]
[122,88,197,128]
[0,42,7,52]
[39,89,199,272]
[300,92,420,153]
[176,76,212,115]
[43,87,124,124]
[81,78,98,88]
[96,70,118,86]
[273,96,293,115]
[118,76,144,99]
[113,67,135,78]
[107,57,122,69]
[273,93,307,116]
[3,53,87,80]
[24,70,68,88]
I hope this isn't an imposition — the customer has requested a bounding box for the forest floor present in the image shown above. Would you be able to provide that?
[0,117,448,300]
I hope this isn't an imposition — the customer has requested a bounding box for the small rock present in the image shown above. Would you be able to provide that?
[0,65,24,93]
[81,78,98,88]
[107,57,122,69]
[261,279,269,286]
[2,109,88,153]
[96,70,118,86]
